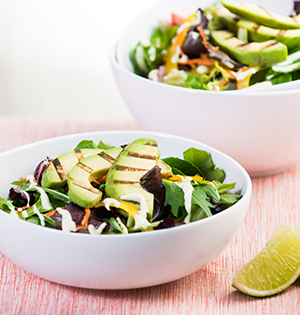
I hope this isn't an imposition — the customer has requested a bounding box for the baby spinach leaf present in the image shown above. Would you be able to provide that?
[212,181,236,194]
[219,193,242,210]
[190,205,209,222]
[74,140,98,150]
[43,187,70,208]
[162,157,201,176]
[0,197,13,213]
[97,141,115,150]
[183,148,225,182]
[163,181,185,217]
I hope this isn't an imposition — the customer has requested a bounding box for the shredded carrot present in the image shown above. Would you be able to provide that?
[217,78,229,88]
[45,209,57,217]
[80,208,91,229]
[210,46,219,52]
[76,225,85,230]
[20,206,29,210]
[17,179,30,189]
[198,26,209,49]
[226,69,237,80]
[98,174,107,183]
[45,161,52,168]
[91,179,101,186]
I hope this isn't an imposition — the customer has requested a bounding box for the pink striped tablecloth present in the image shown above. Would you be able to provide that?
[0,115,299,315]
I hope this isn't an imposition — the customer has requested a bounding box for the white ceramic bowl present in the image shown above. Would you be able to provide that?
[0,130,251,289]
[111,0,300,177]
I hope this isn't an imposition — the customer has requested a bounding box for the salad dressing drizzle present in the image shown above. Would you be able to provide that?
[121,193,151,230]
[116,217,128,234]
[57,207,77,233]
[88,222,107,235]
[26,175,52,210]
[33,204,45,226]
[103,198,120,211]
[176,176,194,223]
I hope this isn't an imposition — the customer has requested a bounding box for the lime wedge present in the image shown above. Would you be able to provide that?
[266,225,288,245]
[232,224,300,297]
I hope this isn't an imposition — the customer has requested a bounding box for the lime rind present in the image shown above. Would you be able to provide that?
[232,224,300,297]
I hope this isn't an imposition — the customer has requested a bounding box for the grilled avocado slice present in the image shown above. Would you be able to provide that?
[210,6,300,51]
[221,0,300,30]
[67,147,123,208]
[105,138,158,218]
[210,29,287,66]
[41,148,103,189]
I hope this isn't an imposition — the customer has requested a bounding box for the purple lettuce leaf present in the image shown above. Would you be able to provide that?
[141,165,167,221]
[49,202,115,232]
[9,187,35,207]
[34,157,52,184]
[293,1,300,15]
[154,218,185,230]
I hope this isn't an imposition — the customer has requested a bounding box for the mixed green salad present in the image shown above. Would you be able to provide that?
[0,138,242,235]
[130,0,300,91]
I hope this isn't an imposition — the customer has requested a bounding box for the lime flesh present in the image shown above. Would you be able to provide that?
[232,224,300,297]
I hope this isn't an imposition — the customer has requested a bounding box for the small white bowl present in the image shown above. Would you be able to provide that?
[112,0,300,177]
[111,49,300,178]
[0,130,251,289]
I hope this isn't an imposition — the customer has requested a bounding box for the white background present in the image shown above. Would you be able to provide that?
[0,0,160,121]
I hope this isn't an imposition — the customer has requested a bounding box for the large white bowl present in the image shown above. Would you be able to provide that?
[111,0,300,177]
[0,130,251,289]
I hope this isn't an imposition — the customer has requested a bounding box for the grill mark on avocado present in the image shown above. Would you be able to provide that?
[292,16,300,25]
[52,158,65,180]
[236,42,251,47]
[113,180,140,185]
[69,177,99,193]
[77,161,94,174]
[127,151,156,160]
[259,5,274,17]
[233,17,241,23]
[252,24,260,32]
[74,149,84,161]
[278,30,286,37]
[98,151,115,164]
[259,41,278,50]
[144,141,158,147]
[115,165,149,172]
[225,35,235,39]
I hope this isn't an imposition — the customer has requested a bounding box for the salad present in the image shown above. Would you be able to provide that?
[130,0,300,91]
[0,138,242,235]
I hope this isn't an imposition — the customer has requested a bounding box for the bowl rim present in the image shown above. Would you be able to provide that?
[0,129,252,240]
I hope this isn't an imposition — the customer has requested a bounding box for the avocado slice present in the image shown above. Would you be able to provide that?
[221,0,300,30]
[67,146,123,208]
[41,148,104,189]
[210,29,288,66]
[105,138,158,219]
[210,6,300,51]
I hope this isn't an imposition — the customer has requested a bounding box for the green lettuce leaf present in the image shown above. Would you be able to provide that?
[191,183,218,219]
[162,181,185,217]
[183,148,225,182]
[162,157,201,176]
[74,140,98,150]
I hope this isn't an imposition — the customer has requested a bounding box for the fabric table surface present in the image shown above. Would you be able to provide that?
[0,115,299,315]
